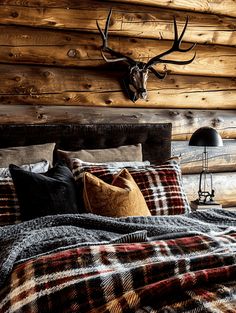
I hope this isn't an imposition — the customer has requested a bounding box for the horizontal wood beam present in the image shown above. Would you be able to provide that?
[0,2,235,46]
[183,172,236,207]
[0,105,235,140]
[0,65,235,109]
[103,0,236,18]
[4,91,236,109]
[1,0,235,18]
[0,27,236,78]
[172,140,236,174]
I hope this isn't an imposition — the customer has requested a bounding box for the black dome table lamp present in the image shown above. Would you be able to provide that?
[189,127,223,210]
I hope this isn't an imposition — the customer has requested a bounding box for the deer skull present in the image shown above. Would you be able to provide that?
[97,9,196,102]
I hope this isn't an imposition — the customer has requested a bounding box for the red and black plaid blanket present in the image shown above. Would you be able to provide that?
[1,225,236,312]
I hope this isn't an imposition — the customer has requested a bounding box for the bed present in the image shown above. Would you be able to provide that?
[0,123,235,313]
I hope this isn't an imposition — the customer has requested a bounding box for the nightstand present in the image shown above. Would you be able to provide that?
[190,200,222,211]
[223,207,236,212]
[190,201,236,212]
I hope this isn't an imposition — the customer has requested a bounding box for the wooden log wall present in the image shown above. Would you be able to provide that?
[0,0,235,207]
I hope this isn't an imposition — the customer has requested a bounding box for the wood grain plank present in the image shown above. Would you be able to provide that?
[0,64,235,93]
[0,26,236,77]
[0,2,235,46]
[1,84,235,109]
[1,0,236,19]
[0,64,235,109]
[0,106,235,140]
[172,140,236,174]
[183,172,236,207]
[103,0,236,18]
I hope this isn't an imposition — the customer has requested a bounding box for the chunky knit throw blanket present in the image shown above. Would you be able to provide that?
[1,209,236,288]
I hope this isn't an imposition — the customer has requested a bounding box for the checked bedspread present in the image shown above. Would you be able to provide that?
[0,218,236,312]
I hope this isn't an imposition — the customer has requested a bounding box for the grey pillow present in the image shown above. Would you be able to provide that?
[57,144,143,168]
[0,143,56,167]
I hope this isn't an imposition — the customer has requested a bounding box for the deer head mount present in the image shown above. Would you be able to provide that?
[96,9,196,102]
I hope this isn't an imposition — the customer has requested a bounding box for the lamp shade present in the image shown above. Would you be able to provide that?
[189,127,223,147]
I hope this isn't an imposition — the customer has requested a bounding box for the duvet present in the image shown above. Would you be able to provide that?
[0,209,236,313]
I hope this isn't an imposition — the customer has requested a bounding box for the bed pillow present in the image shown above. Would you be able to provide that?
[57,144,143,168]
[0,160,49,178]
[83,168,151,217]
[0,178,20,226]
[72,159,150,177]
[0,143,56,167]
[0,160,50,226]
[9,163,79,221]
[73,158,191,215]
[72,159,150,213]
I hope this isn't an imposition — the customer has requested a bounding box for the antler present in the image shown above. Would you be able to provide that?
[145,17,196,69]
[96,9,135,65]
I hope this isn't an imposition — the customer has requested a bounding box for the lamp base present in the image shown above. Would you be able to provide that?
[190,200,222,211]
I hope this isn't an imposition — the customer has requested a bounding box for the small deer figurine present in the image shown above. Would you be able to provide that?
[97,9,196,102]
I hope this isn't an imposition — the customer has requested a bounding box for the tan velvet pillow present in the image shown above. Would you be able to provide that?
[83,168,151,217]
[57,144,142,168]
[0,143,56,167]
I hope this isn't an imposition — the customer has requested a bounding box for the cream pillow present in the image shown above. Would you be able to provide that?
[57,144,142,168]
[83,168,151,217]
[0,143,56,167]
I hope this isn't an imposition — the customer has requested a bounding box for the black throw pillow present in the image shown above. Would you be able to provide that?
[9,163,79,221]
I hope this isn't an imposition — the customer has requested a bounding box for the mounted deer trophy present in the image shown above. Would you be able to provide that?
[96,9,196,102]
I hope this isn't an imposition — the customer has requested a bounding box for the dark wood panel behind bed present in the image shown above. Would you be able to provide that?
[0,123,171,164]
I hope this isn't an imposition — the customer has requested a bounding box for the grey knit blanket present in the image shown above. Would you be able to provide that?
[1,209,236,287]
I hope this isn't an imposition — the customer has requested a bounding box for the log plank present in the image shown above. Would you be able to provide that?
[1,0,236,19]
[0,106,235,140]
[0,26,235,78]
[183,172,236,207]
[0,83,235,110]
[0,2,235,46]
[0,64,235,95]
[103,0,236,18]
[172,140,236,174]
[0,64,235,109]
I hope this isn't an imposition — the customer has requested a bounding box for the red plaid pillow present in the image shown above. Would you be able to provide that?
[0,160,50,226]
[72,159,191,215]
[0,178,21,226]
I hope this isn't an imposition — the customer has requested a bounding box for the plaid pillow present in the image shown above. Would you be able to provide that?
[0,160,50,226]
[73,158,191,215]
[0,178,20,226]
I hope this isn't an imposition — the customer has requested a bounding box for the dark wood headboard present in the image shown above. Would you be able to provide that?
[0,123,172,164]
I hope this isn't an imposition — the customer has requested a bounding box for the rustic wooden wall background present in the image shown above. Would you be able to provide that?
[0,0,235,207]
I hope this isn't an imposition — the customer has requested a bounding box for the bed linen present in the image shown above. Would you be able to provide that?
[0,209,236,312]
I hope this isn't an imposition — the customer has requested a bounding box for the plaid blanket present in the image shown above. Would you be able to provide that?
[0,210,236,312]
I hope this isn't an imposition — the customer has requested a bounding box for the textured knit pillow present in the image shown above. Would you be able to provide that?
[83,168,151,217]
[9,163,79,221]
[0,160,50,226]
[73,158,191,215]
